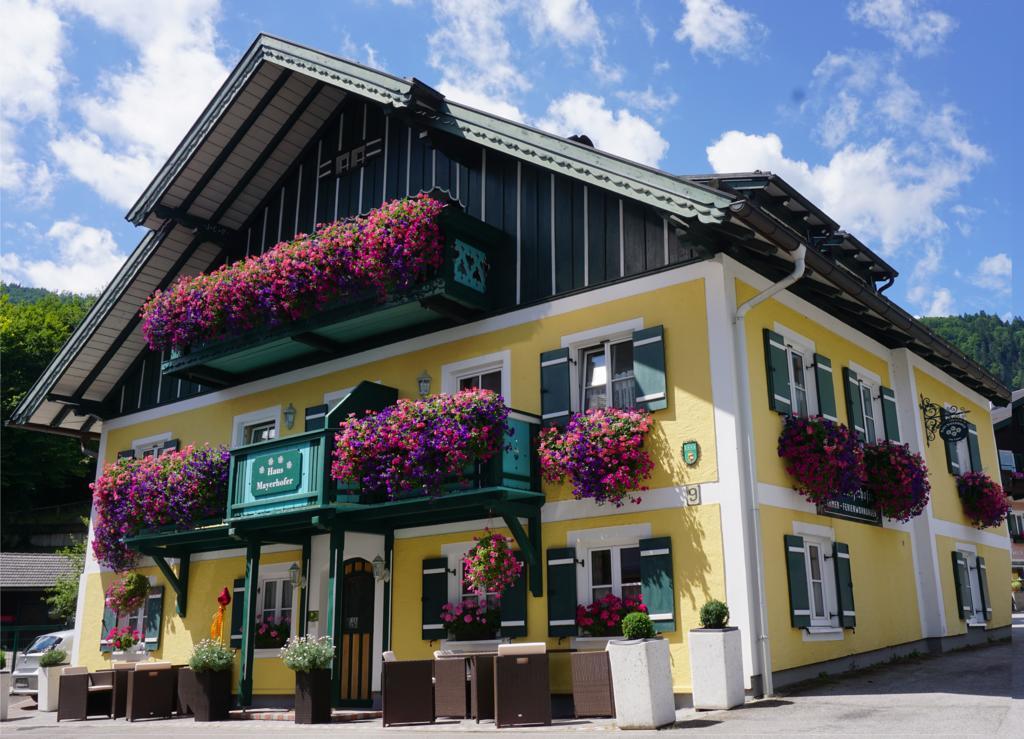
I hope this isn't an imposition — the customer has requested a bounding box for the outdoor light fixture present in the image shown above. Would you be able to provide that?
[417,370,432,398]
[283,403,296,429]
[372,555,391,583]
[288,562,302,588]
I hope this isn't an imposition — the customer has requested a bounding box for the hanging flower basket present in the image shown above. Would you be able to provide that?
[140,195,447,352]
[777,415,865,505]
[463,531,522,595]
[862,440,931,522]
[105,573,150,615]
[538,408,654,507]
[330,388,509,499]
[957,471,1012,529]
[440,599,500,641]
[92,445,230,572]
[576,593,647,637]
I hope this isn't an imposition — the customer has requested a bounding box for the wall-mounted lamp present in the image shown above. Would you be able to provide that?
[372,555,391,583]
[417,370,432,398]
[288,562,302,588]
[283,403,296,430]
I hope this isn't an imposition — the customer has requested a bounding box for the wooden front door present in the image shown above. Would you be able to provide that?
[339,558,375,705]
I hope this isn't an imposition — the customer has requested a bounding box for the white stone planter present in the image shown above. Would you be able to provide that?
[688,627,744,710]
[605,638,676,729]
[1,671,10,721]
[36,666,62,712]
[112,649,147,663]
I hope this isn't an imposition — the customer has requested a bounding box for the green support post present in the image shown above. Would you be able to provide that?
[326,525,345,707]
[381,531,394,652]
[298,538,311,637]
[238,541,261,707]
[150,553,190,617]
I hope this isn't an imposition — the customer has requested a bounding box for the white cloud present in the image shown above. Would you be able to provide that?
[614,86,680,114]
[0,219,127,294]
[537,92,669,166]
[48,0,230,208]
[950,203,982,237]
[654,60,672,74]
[819,91,861,148]
[848,0,956,56]
[525,0,622,82]
[640,15,657,45]
[906,285,953,316]
[674,0,766,59]
[970,253,1012,295]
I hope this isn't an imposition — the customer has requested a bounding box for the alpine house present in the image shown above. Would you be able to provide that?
[11,34,1012,706]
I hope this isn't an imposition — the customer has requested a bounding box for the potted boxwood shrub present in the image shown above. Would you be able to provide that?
[185,639,234,721]
[605,612,675,729]
[688,599,744,710]
[281,636,334,724]
[36,648,68,712]
[1,650,10,722]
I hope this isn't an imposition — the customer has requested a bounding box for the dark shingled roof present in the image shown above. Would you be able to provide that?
[0,552,76,589]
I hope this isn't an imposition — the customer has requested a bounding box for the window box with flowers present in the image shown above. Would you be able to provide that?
[576,593,648,638]
[957,471,1012,529]
[777,415,865,506]
[862,440,931,522]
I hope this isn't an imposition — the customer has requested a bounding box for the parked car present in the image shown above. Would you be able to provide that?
[10,630,74,699]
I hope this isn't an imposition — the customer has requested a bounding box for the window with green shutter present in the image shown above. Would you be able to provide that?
[99,602,117,653]
[763,329,792,414]
[832,542,856,628]
[966,423,982,473]
[632,326,667,412]
[546,547,578,637]
[813,354,838,421]
[500,551,527,637]
[880,386,900,442]
[304,404,328,431]
[976,556,992,622]
[421,557,448,641]
[230,578,246,648]
[943,409,961,474]
[842,368,866,439]
[638,537,675,632]
[540,348,571,428]
[783,535,811,628]
[143,585,164,650]
[116,449,135,460]
[951,551,972,620]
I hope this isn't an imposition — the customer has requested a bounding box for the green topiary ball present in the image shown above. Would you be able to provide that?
[621,611,656,640]
[699,599,730,629]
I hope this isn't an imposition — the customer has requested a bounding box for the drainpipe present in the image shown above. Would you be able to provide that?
[733,243,806,698]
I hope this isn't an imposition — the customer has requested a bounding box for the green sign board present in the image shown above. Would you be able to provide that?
[250,450,302,497]
[817,488,882,526]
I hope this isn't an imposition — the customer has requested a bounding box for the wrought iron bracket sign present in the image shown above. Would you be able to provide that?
[919,395,970,446]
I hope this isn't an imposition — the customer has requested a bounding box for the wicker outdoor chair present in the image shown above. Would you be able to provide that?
[493,643,551,728]
[126,661,176,722]
[110,662,134,718]
[571,650,615,718]
[56,666,113,721]
[382,658,435,726]
[433,655,469,719]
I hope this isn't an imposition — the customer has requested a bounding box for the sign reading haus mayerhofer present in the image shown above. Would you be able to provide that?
[817,488,882,526]
[251,450,302,496]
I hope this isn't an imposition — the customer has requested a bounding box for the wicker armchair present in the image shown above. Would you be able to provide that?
[56,667,113,722]
[493,643,551,728]
[571,650,615,718]
[126,662,176,722]
[382,658,435,726]
[433,656,469,719]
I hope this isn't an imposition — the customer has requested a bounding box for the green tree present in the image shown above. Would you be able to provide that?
[44,522,88,624]
[919,313,1024,390]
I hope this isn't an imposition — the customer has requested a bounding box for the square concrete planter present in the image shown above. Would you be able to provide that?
[605,638,676,729]
[36,665,62,712]
[688,627,744,710]
[1,670,10,721]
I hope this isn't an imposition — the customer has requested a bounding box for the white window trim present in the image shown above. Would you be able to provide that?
[773,322,818,419]
[441,351,511,404]
[232,406,280,448]
[567,523,651,609]
[131,432,172,458]
[253,561,299,658]
[324,386,354,407]
[561,319,643,413]
[113,575,156,637]
[438,539,509,650]
[792,522,842,633]
[955,543,985,626]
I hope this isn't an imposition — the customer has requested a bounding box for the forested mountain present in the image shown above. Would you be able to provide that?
[920,313,1024,391]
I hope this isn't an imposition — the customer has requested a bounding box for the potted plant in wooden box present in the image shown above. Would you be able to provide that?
[36,648,68,712]
[605,612,675,729]
[282,636,334,724]
[185,639,234,721]
[688,599,744,710]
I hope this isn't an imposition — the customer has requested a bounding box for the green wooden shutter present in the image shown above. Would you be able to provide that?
[304,404,328,431]
[943,409,961,475]
[143,585,164,650]
[763,329,792,414]
[813,354,838,421]
[540,348,572,428]
[951,551,972,620]
[880,386,900,442]
[842,368,866,439]
[546,547,578,637]
[229,577,246,648]
[784,535,811,628]
[966,423,982,473]
[100,602,117,653]
[976,556,992,622]
[421,557,448,641]
[638,537,675,632]
[116,449,135,460]
[500,551,527,637]
[832,542,856,628]
[1009,515,1021,539]
[632,325,667,412]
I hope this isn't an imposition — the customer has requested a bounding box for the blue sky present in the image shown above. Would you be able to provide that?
[1,0,1019,318]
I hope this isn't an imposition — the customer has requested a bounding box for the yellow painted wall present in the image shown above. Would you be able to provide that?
[390,506,724,693]
[760,505,921,671]
[935,535,1012,635]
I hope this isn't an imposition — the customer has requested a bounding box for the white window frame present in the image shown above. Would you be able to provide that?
[567,523,651,607]
[439,539,505,648]
[324,386,354,408]
[1010,511,1024,535]
[793,521,843,640]
[849,362,885,442]
[955,544,985,626]
[254,562,299,657]
[774,323,818,419]
[585,544,642,603]
[131,432,172,459]
[441,351,512,404]
[561,319,643,413]
[114,575,155,635]
[232,406,280,448]
[999,449,1017,472]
